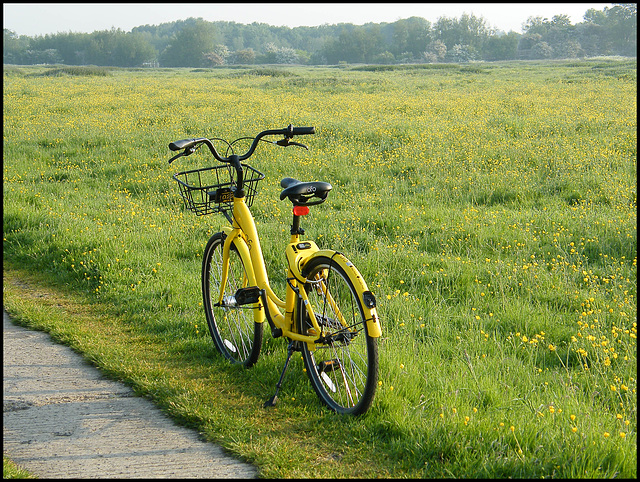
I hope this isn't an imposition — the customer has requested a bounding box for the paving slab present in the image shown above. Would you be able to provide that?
[3,309,257,479]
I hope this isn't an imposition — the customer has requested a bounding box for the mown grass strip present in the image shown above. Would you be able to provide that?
[3,265,395,478]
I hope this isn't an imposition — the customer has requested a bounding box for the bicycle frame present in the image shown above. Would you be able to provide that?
[218,194,382,346]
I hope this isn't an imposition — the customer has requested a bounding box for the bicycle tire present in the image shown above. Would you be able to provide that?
[298,255,378,415]
[202,232,263,367]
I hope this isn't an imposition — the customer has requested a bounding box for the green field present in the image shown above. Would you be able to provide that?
[3,60,637,478]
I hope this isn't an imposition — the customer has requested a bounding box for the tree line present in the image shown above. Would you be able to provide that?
[3,4,636,67]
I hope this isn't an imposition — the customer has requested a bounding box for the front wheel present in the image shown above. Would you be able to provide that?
[202,232,263,367]
[298,255,378,415]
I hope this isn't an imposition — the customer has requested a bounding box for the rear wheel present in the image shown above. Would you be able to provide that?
[298,255,378,415]
[202,233,262,367]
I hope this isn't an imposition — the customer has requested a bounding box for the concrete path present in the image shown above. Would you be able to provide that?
[3,310,258,479]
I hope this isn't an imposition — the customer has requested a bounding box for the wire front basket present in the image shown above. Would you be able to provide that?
[172,164,265,216]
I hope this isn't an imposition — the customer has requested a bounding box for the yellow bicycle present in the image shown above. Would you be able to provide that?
[169,125,381,415]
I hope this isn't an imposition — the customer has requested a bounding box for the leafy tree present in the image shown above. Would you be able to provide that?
[160,18,216,67]
[447,44,476,62]
[295,49,311,65]
[531,41,554,59]
[545,15,578,58]
[523,16,550,37]
[260,42,279,63]
[483,31,519,60]
[322,24,385,63]
[521,16,576,58]
[203,44,229,66]
[425,39,447,62]
[80,29,123,65]
[577,21,608,56]
[112,32,156,67]
[228,48,255,64]
[276,47,298,64]
[3,29,30,64]
[391,17,431,58]
[373,51,395,64]
[260,43,300,64]
[434,13,493,55]
[603,3,637,55]
[555,39,583,59]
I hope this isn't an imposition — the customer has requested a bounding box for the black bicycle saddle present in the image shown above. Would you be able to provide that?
[280,177,332,206]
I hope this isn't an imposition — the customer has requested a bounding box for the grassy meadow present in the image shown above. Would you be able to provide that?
[3,60,637,478]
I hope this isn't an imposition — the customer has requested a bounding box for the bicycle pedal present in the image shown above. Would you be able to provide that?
[234,286,261,305]
[318,359,341,373]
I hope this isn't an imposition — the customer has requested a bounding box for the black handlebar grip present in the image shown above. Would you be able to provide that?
[169,138,200,151]
[292,126,315,135]
[169,137,207,151]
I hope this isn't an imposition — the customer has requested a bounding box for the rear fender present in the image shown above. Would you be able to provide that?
[305,250,382,338]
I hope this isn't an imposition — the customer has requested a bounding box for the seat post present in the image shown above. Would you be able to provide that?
[291,213,304,236]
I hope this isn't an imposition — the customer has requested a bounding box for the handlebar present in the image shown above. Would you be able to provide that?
[168,124,315,165]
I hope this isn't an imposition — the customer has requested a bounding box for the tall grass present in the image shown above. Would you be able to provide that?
[3,61,636,478]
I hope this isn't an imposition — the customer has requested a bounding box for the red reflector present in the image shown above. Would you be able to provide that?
[293,205,310,216]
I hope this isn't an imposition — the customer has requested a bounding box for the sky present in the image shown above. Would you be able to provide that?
[4,3,613,37]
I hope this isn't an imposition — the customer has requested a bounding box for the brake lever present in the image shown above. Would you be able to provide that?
[290,141,309,150]
[276,139,309,150]
[168,145,198,164]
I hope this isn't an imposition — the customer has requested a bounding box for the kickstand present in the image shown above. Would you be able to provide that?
[264,341,296,408]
